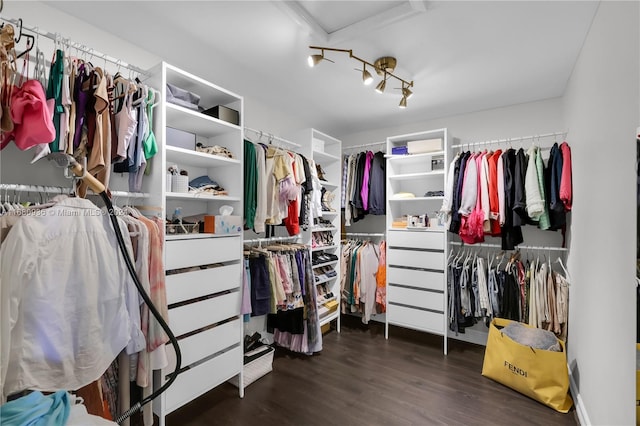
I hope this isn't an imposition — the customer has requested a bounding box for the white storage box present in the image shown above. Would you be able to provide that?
[312,138,325,152]
[166,127,196,150]
[407,138,443,154]
[229,345,275,388]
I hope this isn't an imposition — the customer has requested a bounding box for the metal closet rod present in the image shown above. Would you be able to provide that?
[342,232,385,237]
[0,184,149,198]
[244,127,301,148]
[243,235,301,244]
[0,16,148,75]
[450,131,568,149]
[343,141,387,151]
[450,241,568,251]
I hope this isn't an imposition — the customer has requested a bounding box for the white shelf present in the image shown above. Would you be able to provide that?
[313,150,340,163]
[165,63,241,109]
[314,275,337,285]
[165,233,241,241]
[388,171,445,180]
[388,227,445,233]
[389,196,444,201]
[312,244,338,252]
[312,260,338,269]
[165,103,240,138]
[166,145,241,168]
[319,311,340,326]
[386,151,445,163]
[311,227,337,232]
[166,192,241,202]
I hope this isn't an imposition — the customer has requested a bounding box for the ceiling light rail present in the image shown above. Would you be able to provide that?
[308,45,414,108]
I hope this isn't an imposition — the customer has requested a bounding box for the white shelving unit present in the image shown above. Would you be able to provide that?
[384,129,451,355]
[290,128,343,332]
[148,62,244,426]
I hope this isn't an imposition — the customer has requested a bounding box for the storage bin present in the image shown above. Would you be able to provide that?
[172,175,189,193]
[166,127,196,150]
[407,138,443,154]
[229,345,275,388]
[166,174,172,192]
[202,105,240,125]
[391,146,408,155]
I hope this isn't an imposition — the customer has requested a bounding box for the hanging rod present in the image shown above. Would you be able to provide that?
[243,235,301,244]
[450,131,568,149]
[0,184,150,199]
[450,241,568,251]
[0,16,148,75]
[343,141,386,152]
[342,232,385,237]
[244,127,301,148]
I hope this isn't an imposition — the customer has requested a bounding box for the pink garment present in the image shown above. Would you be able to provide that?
[360,151,374,210]
[1,80,56,151]
[459,154,485,244]
[559,142,572,211]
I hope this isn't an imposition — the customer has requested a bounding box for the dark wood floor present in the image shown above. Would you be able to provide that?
[166,316,577,426]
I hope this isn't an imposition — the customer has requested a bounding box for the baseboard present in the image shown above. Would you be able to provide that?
[569,368,591,425]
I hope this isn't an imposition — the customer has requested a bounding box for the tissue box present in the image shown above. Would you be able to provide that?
[214,215,243,234]
[407,138,443,154]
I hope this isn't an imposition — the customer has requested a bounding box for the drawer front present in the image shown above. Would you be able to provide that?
[165,318,241,369]
[387,248,444,271]
[388,303,444,334]
[165,236,241,270]
[388,285,443,312]
[387,266,444,291]
[166,263,242,304]
[164,345,242,413]
[387,230,443,250]
[168,291,240,337]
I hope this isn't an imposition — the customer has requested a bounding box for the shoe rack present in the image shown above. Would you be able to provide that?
[289,128,342,332]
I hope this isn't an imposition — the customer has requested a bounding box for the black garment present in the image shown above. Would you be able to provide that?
[299,155,313,228]
[368,151,386,215]
[547,143,566,230]
[513,148,534,226]
[351,152,366,222]
[249,255,271,316]
[501,269,520,321]
[267,307,304,334]
[501,149,524,250]
[449,152,469,234]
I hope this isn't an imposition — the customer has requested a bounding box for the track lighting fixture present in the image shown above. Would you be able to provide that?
[308,45,414,107]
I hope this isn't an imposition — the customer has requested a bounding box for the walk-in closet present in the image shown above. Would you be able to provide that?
[0,1,637,425]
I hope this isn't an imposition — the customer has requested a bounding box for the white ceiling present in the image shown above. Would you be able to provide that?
[45,1,599,137]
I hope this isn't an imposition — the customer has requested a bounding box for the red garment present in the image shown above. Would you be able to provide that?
[559,142,572,211]
[283,153,300,236]
[487,149,502,236]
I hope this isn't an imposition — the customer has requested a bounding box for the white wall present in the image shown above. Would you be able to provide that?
[562,2,639,425]
[341,97,566,235]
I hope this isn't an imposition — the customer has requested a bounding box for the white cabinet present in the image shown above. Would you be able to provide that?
[385,129,451,354]
[148,62,244,425]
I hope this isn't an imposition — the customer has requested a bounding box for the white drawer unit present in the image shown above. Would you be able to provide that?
[387,230,443,250]
[163,345,242,414]
[165,235,241,270]
[165,262,242,304]
[168,291,241,337]
[387,285,444,312]
[387,303,444,335]
[387,266,444,291]
[387,248,444,271]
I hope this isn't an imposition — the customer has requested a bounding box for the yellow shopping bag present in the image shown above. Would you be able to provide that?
[481,318,573,413]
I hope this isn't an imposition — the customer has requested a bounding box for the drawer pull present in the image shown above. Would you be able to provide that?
[389,301,443,315]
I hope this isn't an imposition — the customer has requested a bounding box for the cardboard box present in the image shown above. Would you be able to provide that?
[202,105,240,125]
[166,127,196,150]
[214,215,243,234]
[407,138,443,154]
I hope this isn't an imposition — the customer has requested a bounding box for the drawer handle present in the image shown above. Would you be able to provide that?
[388,246,444,253]
[388,283,444,294]
[388,265,444,273]
[389,301,443,314]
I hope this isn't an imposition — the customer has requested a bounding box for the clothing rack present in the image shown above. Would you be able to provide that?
[0,184,150,199]
[450,241,568,252]
[450,131,568,150]
[243,235,301,245]
[343,141,386,152]
[244,127,301,148]
[0,16,148,75]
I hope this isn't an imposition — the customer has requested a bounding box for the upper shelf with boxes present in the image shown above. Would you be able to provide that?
[386,129,450,232]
